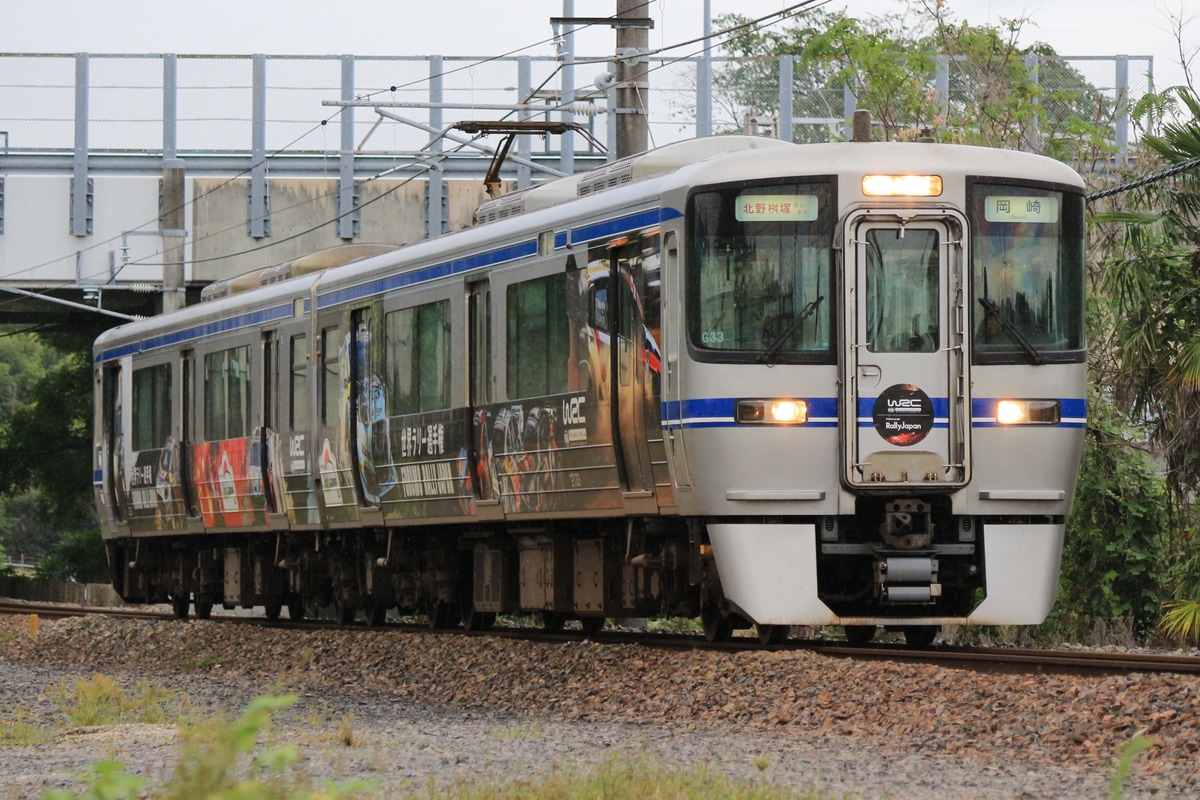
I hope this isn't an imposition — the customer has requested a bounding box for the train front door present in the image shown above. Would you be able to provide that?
[842,213,970,490]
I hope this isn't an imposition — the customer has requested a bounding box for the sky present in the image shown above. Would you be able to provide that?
[1,0,1194,94]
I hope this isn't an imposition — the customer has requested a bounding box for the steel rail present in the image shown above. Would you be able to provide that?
[4,601,1197,676]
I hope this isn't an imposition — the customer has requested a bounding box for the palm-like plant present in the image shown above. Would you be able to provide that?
[1098,89,1200,643]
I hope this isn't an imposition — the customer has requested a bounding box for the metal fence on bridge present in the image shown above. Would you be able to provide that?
[0,51,1152,165]
[0,50,1154,319]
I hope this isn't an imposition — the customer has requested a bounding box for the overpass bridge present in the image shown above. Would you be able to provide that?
[0,50,1151,333]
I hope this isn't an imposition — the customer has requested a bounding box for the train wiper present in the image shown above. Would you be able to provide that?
[757,295,824,365]
[978,296,1045,365]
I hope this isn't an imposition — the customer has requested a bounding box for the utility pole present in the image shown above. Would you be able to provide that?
[614,0,650,158]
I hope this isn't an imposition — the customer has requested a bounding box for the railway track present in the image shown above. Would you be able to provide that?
[4,600,1197,677]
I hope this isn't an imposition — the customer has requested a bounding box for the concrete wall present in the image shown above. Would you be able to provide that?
[1,173,498,289]
[0,174,178,288]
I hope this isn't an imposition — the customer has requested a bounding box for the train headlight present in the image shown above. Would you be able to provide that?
[736,399,808,425]
[995,399,1060,425]
[862,174,943,197]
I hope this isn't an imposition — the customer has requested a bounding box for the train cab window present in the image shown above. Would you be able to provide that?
[968,181,1086,363]
[131,363,171,451]
[507,273,570,398]
[385,300,450,416]
[687,180,835,362]
[290,335,309,430]
[204,346,250,440]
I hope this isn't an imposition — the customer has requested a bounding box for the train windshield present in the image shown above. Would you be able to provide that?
[686,180,835,363]
[968,181,1086,363]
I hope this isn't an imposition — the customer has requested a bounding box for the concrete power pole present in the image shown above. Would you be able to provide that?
[161,160,186,314]
[614,0,650,158]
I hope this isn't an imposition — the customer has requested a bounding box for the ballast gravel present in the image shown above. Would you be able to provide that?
[1,614,1198,799]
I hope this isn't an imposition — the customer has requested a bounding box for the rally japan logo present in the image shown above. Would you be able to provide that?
[872,384,934,446]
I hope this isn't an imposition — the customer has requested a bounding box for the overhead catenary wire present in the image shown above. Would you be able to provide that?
[0,10,658,306]
[1086,154,1200,202]
[2,0,867,301]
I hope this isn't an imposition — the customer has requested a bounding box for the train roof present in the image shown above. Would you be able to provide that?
[94,136,1085,363]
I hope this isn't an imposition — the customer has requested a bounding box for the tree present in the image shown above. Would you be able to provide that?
[1091,87,1200,643]
[0,330,98,531]
[36,528,109,584]
[706,1,1121,168]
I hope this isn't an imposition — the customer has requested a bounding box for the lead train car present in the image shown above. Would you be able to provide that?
[93,136,1087,643]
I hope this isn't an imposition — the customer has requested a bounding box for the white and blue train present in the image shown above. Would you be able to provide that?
[93,135,1087,644]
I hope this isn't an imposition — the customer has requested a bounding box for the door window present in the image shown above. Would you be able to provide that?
[864,228,940,353]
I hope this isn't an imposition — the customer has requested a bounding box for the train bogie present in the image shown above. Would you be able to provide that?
[94,135,1087,640]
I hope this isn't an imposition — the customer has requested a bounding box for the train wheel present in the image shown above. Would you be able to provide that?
[194,598,214,620]
[462,604,496,632]
[579,616,605,636]
[756,624,788,645]
[335,601,356,626]
[541,611,566,633]
[701,603,732,643]
[843,625,876,646]
[427,600,454,630]
[287,596,305,621]
[463,610,497,632]
[264,604,282,621]
[170,594,190,620]
[902,625,938,647]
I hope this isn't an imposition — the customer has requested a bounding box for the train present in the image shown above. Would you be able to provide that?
[93,134,1087,646]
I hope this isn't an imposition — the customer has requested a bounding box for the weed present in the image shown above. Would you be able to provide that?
[46,674,189,727]
[426,753,827,800]
[40,694,373,800]
[1109,731,1157,800]
[180,653,226,672]
[334,715,355,747]
[40,759,147,800]
[1,708,52,746]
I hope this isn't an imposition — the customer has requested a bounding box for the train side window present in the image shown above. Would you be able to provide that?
[204,346,250,440]
[385,300,451,416]
[321,326,341,428]
[507,273,569,399]
[469,288,492,406]
[290,335,309,429]
[590,277,609,332]
[131,363,171,451]
[262,333,275,430]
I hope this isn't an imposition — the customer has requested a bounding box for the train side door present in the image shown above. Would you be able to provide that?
[609,242,658,511]
[258,332,278,517]
[661,231,692,490]
[98,360,129,533]
[280,327,320,527]
[314,315,361,524]
[468,279,503,517]
[349,308,374,505]
[842,213,969,489]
